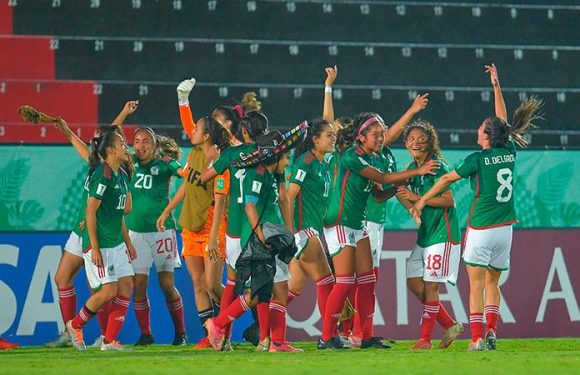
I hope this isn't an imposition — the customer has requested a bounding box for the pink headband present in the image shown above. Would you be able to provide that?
[233,104,244,119]
[357,115,384,139]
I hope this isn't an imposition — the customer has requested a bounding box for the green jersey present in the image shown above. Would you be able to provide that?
[82,162,129,249]
[290,151,331,232]
[455,140,517,228]
[240,165,283,250]
[126,155,182,233]
[324,146,377,230]
[212,143,256,237]
[408,155,461,247]
[366,148,397,224]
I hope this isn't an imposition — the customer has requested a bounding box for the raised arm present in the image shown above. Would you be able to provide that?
[111,100,139,127]
[322,66,338,122]
[177,78,197,140]
[53,117,91,162]
[384,93,429,147]
[485,63,507,123]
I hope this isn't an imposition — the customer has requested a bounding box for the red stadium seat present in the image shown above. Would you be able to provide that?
[0,36,54,79]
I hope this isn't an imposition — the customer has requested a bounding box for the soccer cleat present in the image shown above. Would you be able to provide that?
[172,332,187,346]
[44,333,71,348]
[317,335,350,350]
[467,338,487,351]
[255,337,270,352]
[269,341,304,352]
[361,336,392,349]
[242,322,260,346]
[193,337,211,349]
[222,339,234,351]
[66,320,86,351]
[204,318,226,351]
[100,339,125,351]
[0,338,18,350]
[90,335,105,348]
[485,330,497,350]
[346,334,361,348]
[410,339,432,350]
[135,334,155,346]
[440,322,464,349]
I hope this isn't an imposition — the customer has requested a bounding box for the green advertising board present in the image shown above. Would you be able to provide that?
[1,145,579,231]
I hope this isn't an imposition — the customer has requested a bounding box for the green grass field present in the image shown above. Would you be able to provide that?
[2,339,580,375]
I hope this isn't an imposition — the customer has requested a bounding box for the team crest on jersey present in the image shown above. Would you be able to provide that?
[96,183,107,196]
[295,169,307,182]
[252,181,263,194]
[150,166,159,175]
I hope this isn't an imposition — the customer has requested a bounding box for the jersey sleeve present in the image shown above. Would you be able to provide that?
[178,104,196,141]
[211,148,231,175]
[164,157,183,178]
[342,149,372,174]
[214,169,230,195]
[289,158,309,187]
[243,168,265,204]
[88,165,110,200]
[455,152,479,178]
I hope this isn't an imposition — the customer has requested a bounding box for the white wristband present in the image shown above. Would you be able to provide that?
[324,87,332,94]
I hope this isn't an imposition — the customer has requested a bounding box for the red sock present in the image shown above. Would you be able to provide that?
[97,300,112,335]
[470,313,484,341]
[321,274,355,342]
[220,279,238,333]
[167,296,185,334]
[134,298,151,335]
[437,302,455,329]
[104,295,130,342]
[315,274,334,317]
[58,287,77,324]
[340,283,356,336]
[269,301,287,344]
[484,305,500,333]
[356,271,376,340]
[420,301,440,342]
[257,301,270,341]
[71,305,96,329]
[287,290,301,305]
[214,296,250,328]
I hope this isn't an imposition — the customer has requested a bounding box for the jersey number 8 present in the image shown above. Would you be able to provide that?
[496,168,513,203]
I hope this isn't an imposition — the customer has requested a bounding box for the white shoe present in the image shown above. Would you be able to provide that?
[90,335,105,348]
[100,339,125,351]
[440,322,464,349]
[467,338,487,351]
[45,332,71,348]
[65,320,86,351]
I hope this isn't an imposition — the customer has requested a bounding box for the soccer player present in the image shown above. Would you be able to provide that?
[319,95,436,349]
[284,67,337,313]
[285,118,336,330]
[47,102,137,347]
[199,112,269,347]
[205,130,302,352]
[412,64,542,351]
[157,116,232,347]
[66,129,136,351]
[396,120,463,350]
[127,127,186,346]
